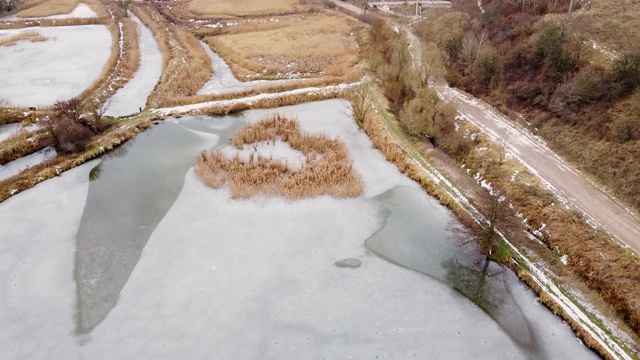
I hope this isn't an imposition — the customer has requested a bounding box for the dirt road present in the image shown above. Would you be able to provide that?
[438,86,640,254]
[333,0,640,255]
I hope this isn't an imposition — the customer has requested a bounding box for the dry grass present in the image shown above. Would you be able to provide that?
[0,17,105,29]
[15,0,106,18]
[568,0,640,53]
[206,12,363,79]
[80,10,141,109]
[195,115,363,199]
[134,4,213,107]
[0,30,46,46]
[182,87,345,117]
[0,129,50,165]
[16,0,81,18]
[188,0,300,18]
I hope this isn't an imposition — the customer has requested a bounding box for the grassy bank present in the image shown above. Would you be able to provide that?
[0,118,151,203]
[133,3,212,108]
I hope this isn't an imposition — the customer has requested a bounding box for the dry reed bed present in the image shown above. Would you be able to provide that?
[161,74,359,108]
[195,115,363,199]
[14,0,106,18]
[175,87,345,117]
[0,119,151,204]
[186,0,300,19]
[133,4,212,108]
[0,30,46,46]
[358,90,623,357]
[205,11,364,80]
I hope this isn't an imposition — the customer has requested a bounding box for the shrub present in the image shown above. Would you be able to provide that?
[610,116,640,143]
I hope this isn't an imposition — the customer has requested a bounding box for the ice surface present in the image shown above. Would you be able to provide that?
[0,122,20,143]
[75,121,220,332]
[0,160,96,360]
[0,25,111,107]
[0,100,598,359]
[0,146,56,182]
[198,41,292,95]
[106,16,162,117]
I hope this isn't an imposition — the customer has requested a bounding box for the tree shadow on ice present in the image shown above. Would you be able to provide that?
[442,258,540,357]
[364,186,539,357]
[74,118,242,334]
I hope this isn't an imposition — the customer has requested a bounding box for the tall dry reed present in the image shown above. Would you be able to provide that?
[133,4,212,108]
[195,115,363,199]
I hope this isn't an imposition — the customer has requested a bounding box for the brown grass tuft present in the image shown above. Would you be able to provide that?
[0,30,46,46]
[195,115,363,199]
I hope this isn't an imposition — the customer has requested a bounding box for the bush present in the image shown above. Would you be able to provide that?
[610,116,640,143]
[610,52,640,97]
[48,115,96,153]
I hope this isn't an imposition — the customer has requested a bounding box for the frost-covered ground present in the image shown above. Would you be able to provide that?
[3,3,97,20]
[0,147,56,182]
[0,25,111,107]
[198,41,292,95]
[0,100,597,359]
[106,16,162,117]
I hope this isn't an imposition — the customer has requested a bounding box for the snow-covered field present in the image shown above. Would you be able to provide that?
[106,16,162,117]
[0,100,597,359]
[198,41,292,95]
[0,25,111,107]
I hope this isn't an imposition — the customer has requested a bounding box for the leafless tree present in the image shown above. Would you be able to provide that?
[348,85,373,129]
[449,188,522,274]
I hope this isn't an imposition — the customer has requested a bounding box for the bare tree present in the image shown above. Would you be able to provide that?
[348,85,373,128]
[449,188,522,274]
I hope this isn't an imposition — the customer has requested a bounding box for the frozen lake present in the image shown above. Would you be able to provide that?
[106,16,162,117]
[0,25,111,107]
[0,100,598,359]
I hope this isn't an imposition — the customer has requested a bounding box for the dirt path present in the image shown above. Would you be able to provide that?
[438,86,640,254]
